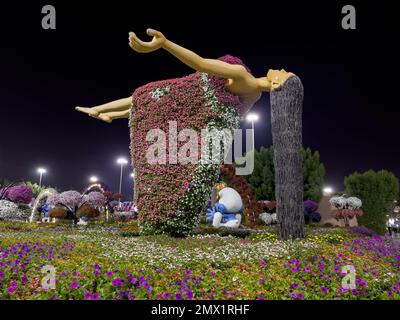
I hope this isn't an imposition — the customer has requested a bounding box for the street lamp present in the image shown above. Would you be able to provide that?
[116,157,128,195]
[323,186,334,196]
[37,168,47,187]
[90,176,98,183]
[246,113,259,151]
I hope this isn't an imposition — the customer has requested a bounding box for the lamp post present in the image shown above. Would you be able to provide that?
[37,168,47,187]
[116,158,128,196]
[246,113,259,152]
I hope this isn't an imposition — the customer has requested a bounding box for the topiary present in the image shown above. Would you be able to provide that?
[345,170,399,234]
[76,204,100,219]
[6,185,33,204]
[49,207,68,219]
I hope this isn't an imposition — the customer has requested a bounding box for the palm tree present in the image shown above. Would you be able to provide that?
[270,76,305,240]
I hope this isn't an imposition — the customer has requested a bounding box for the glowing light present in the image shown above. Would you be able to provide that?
[117,158,128,165]
[131,172,135,178]
[323,186,334,195]
[90,176,98,183]
[37,168,47,174]
[246,113,259,122]
[117,157,128,195]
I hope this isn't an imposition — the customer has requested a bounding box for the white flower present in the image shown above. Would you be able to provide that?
[347,197,362,209]
[0,200,31,221]
[150,86,170,101]
[329,196,347,209]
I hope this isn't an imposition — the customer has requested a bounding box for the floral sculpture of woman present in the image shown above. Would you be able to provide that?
[76,29,294,236]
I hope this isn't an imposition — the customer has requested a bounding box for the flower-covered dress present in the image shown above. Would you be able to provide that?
[129,55,251,236]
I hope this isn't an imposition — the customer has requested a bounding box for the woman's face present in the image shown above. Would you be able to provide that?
[266,69,293,90]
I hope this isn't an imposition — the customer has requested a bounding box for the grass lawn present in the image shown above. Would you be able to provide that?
[0,221,399,300]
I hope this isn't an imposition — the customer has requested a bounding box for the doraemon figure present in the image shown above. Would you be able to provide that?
[206,183,244,228]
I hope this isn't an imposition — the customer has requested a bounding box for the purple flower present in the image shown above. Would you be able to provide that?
[7,287,15,294]
[259,278,266,283]
[387,291,393,298]
[333,266,340,273]
[321,286,328,294]
[70,281,79,289]
[6,185,33,204]
[290,283,299,289]
[392,285,399,292]
[186,290,194,299]
[175,292,182,300]
[290,292,297,299]
[112,278,124,287]
[163,292,171,299]
[260,259,267,266]
[106,271,113,277]
[85,292,99,300]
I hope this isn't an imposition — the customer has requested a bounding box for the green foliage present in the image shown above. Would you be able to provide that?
[0,178,13,187]
[246,147,275,200]
[345,170,399,235]
[25,181,44,198]
[302,148,325,202]
[246,147,325,201]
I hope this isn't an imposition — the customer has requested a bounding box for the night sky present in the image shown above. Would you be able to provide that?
[0,1,397,199]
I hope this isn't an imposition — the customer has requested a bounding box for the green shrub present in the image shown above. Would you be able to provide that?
[345,170,399,234]
[246,147,325,202]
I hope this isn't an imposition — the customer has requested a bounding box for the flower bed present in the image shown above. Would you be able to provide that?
[0,221,399,300]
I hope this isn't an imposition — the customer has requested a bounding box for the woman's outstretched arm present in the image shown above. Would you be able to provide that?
[129,29,250,80]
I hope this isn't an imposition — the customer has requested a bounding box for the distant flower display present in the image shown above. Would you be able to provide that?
[5,185,33,204]
[303,199,321,224]
[47,191,105,223]
[329,195,363,226]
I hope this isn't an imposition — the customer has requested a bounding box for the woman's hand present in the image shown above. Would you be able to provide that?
[128,28,166,53]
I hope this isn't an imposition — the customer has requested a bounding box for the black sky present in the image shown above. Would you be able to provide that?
[0,1,398,199]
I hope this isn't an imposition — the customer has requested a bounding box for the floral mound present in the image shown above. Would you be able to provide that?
[130,55,250,236]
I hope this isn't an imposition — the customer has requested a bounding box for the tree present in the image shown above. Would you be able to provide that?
[270,76,305,240]
[25,181,45,198]
[302,148,325,202]
[345,170,399,234]
[246,147,275,200]
[246,147,325,202]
